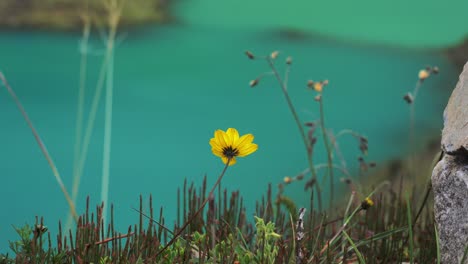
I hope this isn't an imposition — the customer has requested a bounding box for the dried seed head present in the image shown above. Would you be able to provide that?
[296,174,304,181]
[305,179,316,191]
[278,183,284,191]
[310,137,317,145]
[431,66,439,74]
[249,79,259,87]
[359,137,368,155]
[307,80,314,88]
[314,94,322,101]
[340,177,352,185]
[359,157,368,172]
[308,126,316,145]
[284,176,292,184]
[34,224,48,235]
[418,69,430,80]
[286,56,293,65]
[304,121,315,127]
[361,197,374,210]
[403,93,413,104]
[245,51,255,60]
[271,50,280,60]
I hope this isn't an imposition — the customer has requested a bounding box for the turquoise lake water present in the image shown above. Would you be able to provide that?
[0,0,464,251]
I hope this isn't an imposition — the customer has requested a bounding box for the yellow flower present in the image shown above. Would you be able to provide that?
[314,82,323,92]
[361,197,374,210]
[209,128,258,166]
[418,69,430,80]
[307,80,329,93]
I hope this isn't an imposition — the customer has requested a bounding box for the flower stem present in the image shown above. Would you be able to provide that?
[101,0,125,224]
[67,12,91,232]
[266,58,322,212]
[156,159,232,257]
[101,23,117,224]
[409,80,421,174]
[319,97,334,208]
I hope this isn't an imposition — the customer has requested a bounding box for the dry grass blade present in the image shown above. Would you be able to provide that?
[0,72,78,222]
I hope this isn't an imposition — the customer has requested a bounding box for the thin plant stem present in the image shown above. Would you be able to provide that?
[76,51,109,190]
[0,72,78,222]
[412,151,442,226]
[72,9,90,202]
[335,129,361,139]
[409,80,421,173]
[319,97,334,207]
[319,206,362,255]
[298,163,352,179]
[434,224,441,264]
[101,32,115,224]
[406,194,414,264]
[101,0,124,223]
[266,58,322,212]
[332,129,365,177]
[67,11,91,232]
[156,159,232,258]
[341,191,355,257]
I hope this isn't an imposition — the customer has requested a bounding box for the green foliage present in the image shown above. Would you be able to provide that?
[8,224,33,255]
[1,186,438,263]
[99,256,112,264]
[253,216,280,263]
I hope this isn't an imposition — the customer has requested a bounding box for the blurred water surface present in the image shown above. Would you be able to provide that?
[0,1,462,251]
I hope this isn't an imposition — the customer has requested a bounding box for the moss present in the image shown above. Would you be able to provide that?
[0,0,171,31]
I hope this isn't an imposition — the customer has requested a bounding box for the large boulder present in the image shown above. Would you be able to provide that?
[432,62,468,264]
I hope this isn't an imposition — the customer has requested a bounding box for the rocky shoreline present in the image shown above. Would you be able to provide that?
[446,37,468,71]
[0,1,172,31]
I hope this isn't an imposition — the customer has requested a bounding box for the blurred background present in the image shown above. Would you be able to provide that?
[0,0,466,252]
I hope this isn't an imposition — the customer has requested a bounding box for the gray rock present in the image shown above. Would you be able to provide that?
[433,61,468,264]
[432,155,468,264]
[441,63,468,155]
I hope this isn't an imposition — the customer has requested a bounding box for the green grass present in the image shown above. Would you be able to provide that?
[0,176,438,263]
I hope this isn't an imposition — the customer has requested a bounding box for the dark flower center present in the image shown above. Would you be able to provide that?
[222,146,239,158]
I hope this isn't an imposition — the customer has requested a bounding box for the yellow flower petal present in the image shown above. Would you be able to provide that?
[214,130,228,148]
[222,132,234,147]
[209,138,222,151]
[235,134,254,149]
[221,156,237,166]
[226,128,239,143]
[211,147,223,157]
[237,143,258,157]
